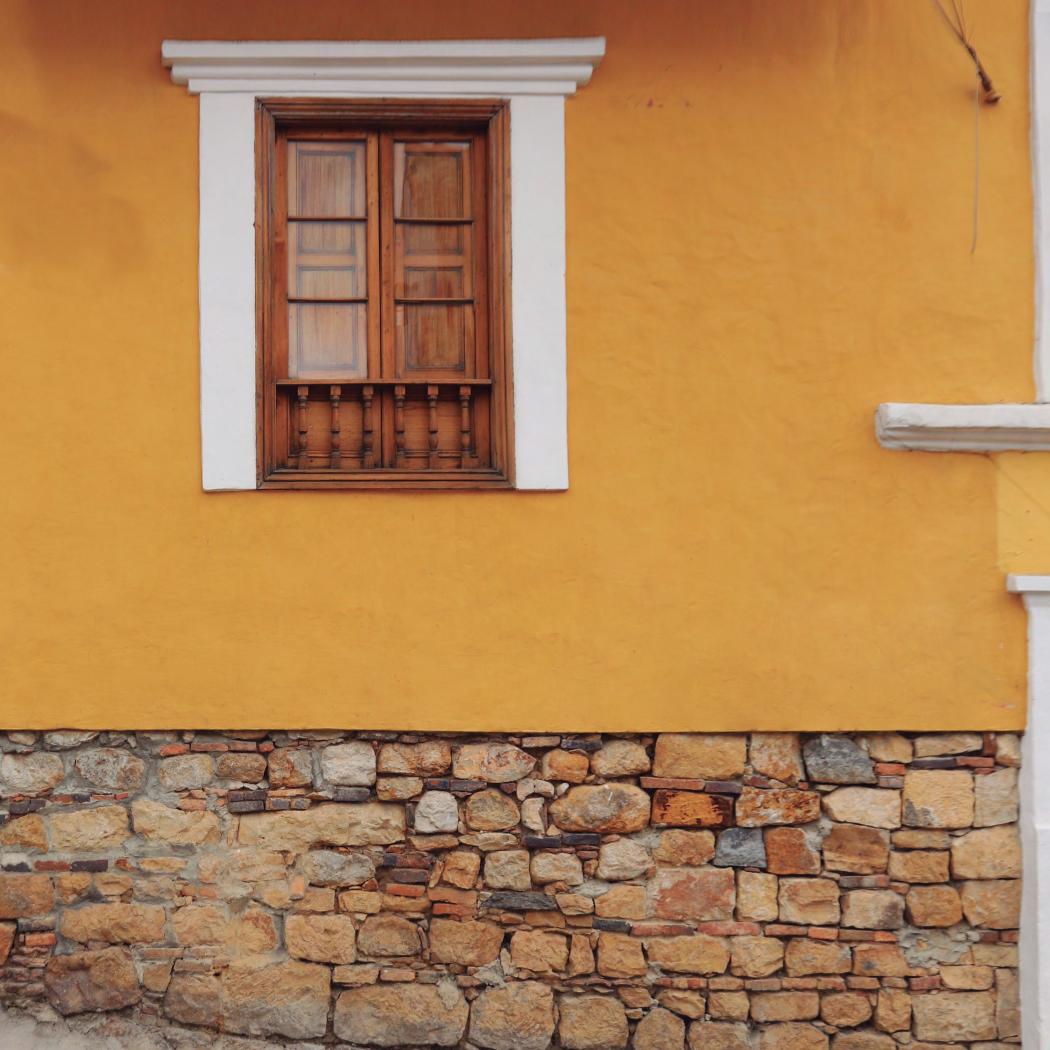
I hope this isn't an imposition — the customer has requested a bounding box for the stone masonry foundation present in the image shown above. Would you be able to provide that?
[0,730,1023,1048]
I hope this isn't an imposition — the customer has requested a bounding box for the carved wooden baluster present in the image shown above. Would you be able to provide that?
[297,385,310,469]
[329,385,342,469]
[361,384,375,469]
[459,386,472,468]
[394,385,406,467]
[427,385,440,469]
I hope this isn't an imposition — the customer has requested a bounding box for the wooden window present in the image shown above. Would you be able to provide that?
[256,100,512,488]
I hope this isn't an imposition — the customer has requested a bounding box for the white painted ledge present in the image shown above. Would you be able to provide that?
[1006,574,1050,1050]
[163,38,605,490]
[875,402,1050,451]
[161,38,605,96]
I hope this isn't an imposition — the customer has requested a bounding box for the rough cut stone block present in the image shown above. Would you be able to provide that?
[415,790,460,833]
[730,934,784,977]
[911,990,997,1042]
[765,827,820,874]
[820,991,872,1027]
[484,849,532,891]
[223,958,332,1039]
[132,799,219,844]
[888,849,949,883]
[783,938,851,976]
[429,917,503,966]
[465,788,520,831]
[531,850,583,885]
[216,752,267,781]
[823,788,901,829]
[650,866,735,921]
[549,784,651,833]
[337,983,470,1046]
[749,733,804,784]
[44,947,142,1015]
[754,1021,830,1050]
[652,789,732,828]
[823,823,889,873]
[285,913,357,963]
[635,1006,686,1050]
[49,805,129,851]
[468,980,556,1050]
[591,739,651,777]
[597,931,646,977]
[736,787,821,827]
[298,848,374,887]
[0,752,65,795]
[60,903,165,944]
[510,928,568,973]
[646,934,730,974]
[655,829,716,866]
[874,987,912,1032]
[950,825,1021,879]
[974,767,1018,827]
[453,743,535,783]
[751,991,820,1022]
[596,883,646,919]
[902,770,975,829]
[164,972,220,1028]
[960,879,1021,929]
[859,733,913,763]
[840,889,904,930]
[158,753,214,790]
[737,870,779,921]
[559,994,629,1049]
[540,748,589,783]
[73,748,146,791]
[0,813,47,851]
[803,735,875,784]
[597,837,651,880]
[907,886,961,928]
[689,1020,752,1050]
[378,740,451,775]
[237,802,404,849]
[913,733,983,758]
[357,914,421,957]
[714,826,767,867]
[778,878,841,925]
[482,890,556,911]
[321,741,376,786]
[653,734,747,780]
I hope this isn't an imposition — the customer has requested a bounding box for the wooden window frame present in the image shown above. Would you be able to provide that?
[255,98,513,490]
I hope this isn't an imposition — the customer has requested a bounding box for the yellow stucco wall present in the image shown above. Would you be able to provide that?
[0,0,1035,730]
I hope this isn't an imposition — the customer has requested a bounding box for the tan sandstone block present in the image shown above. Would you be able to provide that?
[333,981,467,1047]
[653,734,747,779]
[49,805,129,852]
[902,771,974,829]
[730,935,784,977]
[60,903,165,944]
[888,849,949,883]
[950,825,1021,880]
[598,931,647,977]
[823,824,889,874]
[511,929,569,973]
[549,784,651,833]
[784,938,852,976]
[906,885,963,928]
[749,733,804,784]
[286,913,357,964]
[558,995,629,1050]
[778,878,840,925]
[646,934,730,975]
[737,870,779,922]
[912,991,997,1043]
[654,829,716,866]
[468,981,555,1050]
[960,880,1021,929]
[429,918,503,966]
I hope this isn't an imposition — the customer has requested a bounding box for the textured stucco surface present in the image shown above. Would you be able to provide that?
[0,0,1033,730]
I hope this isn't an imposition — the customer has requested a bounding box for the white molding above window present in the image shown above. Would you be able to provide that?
[161,38,606,491]
[875,402,1050,452]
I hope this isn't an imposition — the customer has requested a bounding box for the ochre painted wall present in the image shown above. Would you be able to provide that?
[0,0,1034,730]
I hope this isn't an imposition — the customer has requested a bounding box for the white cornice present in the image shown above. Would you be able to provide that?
[161,38,606,96]
[1008,573,1050,594]
[875,402,1050,452]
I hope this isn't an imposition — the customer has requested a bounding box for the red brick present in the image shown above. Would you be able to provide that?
[159,744,189,757]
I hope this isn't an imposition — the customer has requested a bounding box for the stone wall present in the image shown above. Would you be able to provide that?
[0,730,1022,1048]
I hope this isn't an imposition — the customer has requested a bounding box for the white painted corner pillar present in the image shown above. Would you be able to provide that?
[161,38,606,490]
[1006,575,1050,1050]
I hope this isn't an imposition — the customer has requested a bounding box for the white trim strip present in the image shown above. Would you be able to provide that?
[1006,573,1050,1050]
[875,402,1050,452]
[162,38,605,96]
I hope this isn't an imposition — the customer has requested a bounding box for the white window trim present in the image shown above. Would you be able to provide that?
[161,38,605,490]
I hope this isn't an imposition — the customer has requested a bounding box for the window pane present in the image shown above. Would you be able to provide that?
[395,222,473,300]
[398,303,473,373]
[287,221,366,299]
[394,142,471,219]
[288,303,367,378]
[288,141,366,217]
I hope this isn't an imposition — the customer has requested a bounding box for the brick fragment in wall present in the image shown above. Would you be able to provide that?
[0,728,1021,1048]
